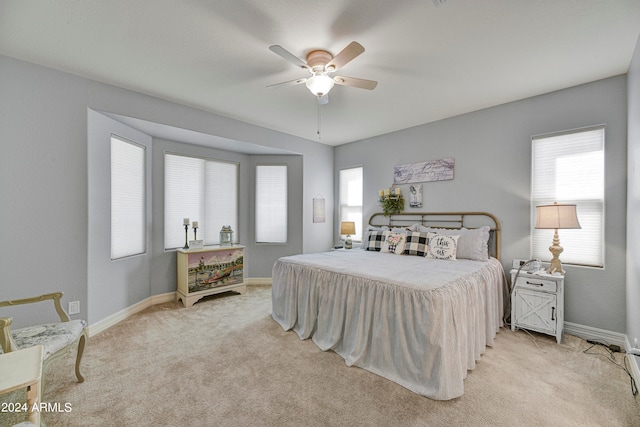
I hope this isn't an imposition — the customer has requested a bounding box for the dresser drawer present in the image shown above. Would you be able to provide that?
[514,276,557,293]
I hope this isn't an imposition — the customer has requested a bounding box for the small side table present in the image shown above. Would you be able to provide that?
[0,345,44,425]
[511,269,564,344]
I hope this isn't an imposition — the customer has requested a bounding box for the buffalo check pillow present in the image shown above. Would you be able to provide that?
[403,231,429,256]
[366,230,388,251]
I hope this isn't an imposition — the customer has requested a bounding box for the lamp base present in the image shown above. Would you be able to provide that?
[546,259,564,275]
[547,231,565,274]
[344,235,353,250]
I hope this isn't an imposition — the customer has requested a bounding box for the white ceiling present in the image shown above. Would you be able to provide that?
[1,0,639,146]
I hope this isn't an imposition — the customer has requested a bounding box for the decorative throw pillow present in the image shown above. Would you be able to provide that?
[361,226,389,250]
[426,233,459,260]
[413,226,490,261]
[403,231,429,256]
[366,230,388,251]
[381,232,406,254]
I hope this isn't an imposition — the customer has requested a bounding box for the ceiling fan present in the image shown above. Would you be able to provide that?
[267,41,378,104]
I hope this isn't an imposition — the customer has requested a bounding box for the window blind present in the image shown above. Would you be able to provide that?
[111,135,146,260]
[531,126,604,267]
[255,165,287,243]
[164,154,238,249]
[339,167,363,241]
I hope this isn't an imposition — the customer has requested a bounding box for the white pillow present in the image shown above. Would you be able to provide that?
[458,226,490,261]
[408,223,424,232]
[426,233,459,260]
[381,231,407,255]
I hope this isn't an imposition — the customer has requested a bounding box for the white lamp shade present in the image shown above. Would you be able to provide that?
[535,203,581,229]
[340,221,356,235]
[306,73,335,96]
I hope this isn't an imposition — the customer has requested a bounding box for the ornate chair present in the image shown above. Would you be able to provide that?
[0,292,87,386]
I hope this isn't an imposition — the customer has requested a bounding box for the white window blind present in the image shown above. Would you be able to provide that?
[164,154,238,249]
[339,167,363,241]
[531,126,604,268]
[111,135,146,260]
[255,165,287,243]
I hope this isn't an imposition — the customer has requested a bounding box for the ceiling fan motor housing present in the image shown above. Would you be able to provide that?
[306,50,333,71]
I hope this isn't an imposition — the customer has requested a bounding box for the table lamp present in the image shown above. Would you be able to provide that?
[535,202,581,274]
[340,221,356,249]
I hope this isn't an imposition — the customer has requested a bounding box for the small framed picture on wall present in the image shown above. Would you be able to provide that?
[409,184,423,208]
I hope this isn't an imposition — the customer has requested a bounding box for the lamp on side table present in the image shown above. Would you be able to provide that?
[340,221,356,249]
[535,202,581,274]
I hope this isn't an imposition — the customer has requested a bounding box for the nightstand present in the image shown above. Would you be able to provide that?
[510,269,564,344]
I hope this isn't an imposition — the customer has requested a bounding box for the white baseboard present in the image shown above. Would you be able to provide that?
[87,291,176,337]
[624,335,640,387]
[247,277,272,286]
[565,322,640,386]
[564,321,627,347]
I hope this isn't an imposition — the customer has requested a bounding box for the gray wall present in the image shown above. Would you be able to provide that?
[0,54,333,328]
[247,155,304,275]
[87,110,154,325]
[627,33,640,347]
[336,75,628,333]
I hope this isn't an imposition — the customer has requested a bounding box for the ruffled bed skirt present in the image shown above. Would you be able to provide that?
[271,253,505,400]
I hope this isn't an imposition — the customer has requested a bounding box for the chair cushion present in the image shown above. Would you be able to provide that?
[4,320,87,360]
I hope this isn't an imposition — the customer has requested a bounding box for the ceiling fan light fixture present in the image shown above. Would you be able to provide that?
[306,73,334,97]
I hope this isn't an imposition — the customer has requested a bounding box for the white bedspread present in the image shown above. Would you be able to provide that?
[271,250,505,400]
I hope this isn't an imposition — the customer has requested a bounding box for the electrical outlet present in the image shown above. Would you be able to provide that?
[512,259,529,269]
[609,344,621,353]
[68,301,80,315]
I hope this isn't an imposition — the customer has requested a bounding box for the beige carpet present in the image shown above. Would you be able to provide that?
[3,285,639,426]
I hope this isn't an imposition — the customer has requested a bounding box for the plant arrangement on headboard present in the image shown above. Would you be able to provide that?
[378,187,404,216]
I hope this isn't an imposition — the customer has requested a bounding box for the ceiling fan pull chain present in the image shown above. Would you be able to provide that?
[317,101,322,140]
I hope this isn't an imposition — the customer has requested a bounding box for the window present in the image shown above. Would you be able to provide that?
[531,126,604,268]
[255,165,287,243]
[111,135,146,260]
[164,154,238,249]
[339,167,363,241]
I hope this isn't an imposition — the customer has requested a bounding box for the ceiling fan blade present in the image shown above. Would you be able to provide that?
[266,78,307,89]
[326,41,365,71]
[333,75,378,90]
[269,45,309,69]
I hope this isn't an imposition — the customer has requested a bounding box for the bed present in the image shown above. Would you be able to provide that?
[271,212,506,400]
